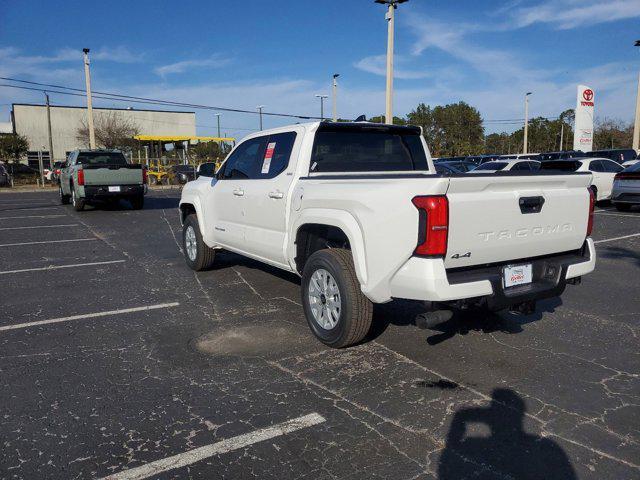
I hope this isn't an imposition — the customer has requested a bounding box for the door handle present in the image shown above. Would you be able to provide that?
[233,189,244,196]
[268,191,284,199]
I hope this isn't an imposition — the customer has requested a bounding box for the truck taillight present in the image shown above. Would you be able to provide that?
[586,188,595,237]
[142,168,148,184]
[77,169,85,186]
[412,195,449,257]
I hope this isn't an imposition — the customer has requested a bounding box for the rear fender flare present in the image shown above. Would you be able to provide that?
[290,209,368,286]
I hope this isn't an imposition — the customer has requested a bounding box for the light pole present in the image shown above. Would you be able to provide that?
[44,91,54,167]
[375,0,408,125]
[523,92,532,154]
[633,40,640,153]
[315,94,328,120]
[257,105,265,131]
[332,74,339,122]
[82,48,96,149]
[215,113,221,138]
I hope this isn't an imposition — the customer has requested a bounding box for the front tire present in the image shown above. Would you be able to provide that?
[59,184,70,205]
[71,186,85,211]
[301,248,373,348]
[131,194,144,210]
[182,214,216,271]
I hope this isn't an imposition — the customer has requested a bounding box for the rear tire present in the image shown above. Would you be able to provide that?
[614,203,632,212]
[301,248,373,348]
[182,214,216,271]
[71,186,85,211]
[131,194,144,210]
[59,184,70,205]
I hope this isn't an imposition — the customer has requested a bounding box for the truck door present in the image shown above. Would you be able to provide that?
[207,136,267,249]
[241,131,299,266]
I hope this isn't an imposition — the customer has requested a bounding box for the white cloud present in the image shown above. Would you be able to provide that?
[501,0,640,30]
[354,54,432,79]
[154,55,231,77]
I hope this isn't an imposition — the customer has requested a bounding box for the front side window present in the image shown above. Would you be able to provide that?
[219,137,267,180]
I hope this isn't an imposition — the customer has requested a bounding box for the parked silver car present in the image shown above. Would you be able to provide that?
[611,162,640,211]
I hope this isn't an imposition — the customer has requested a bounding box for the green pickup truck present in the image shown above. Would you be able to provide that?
[59,150,146,211]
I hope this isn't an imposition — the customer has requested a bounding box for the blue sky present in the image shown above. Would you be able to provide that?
[1,0,639,138]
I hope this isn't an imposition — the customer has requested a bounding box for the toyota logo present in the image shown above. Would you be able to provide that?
[583,89,594,101]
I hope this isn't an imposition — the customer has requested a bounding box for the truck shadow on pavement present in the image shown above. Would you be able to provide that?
[438,388,577,479]
[368,297,562,346]
[597,245,640,268]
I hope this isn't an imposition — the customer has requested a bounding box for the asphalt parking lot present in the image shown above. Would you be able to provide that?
[0,189,638,480]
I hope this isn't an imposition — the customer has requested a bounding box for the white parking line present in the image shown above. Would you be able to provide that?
[0,238,97,248]
[0,302,180,332]
[0,259,125,275]
[101,413,326,480]
[0,202,57,206]
[0,224,77,231]
[594,233,640,244]
[0,214,67,220]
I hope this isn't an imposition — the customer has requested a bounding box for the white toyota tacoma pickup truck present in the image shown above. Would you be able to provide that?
[179,122,596,347]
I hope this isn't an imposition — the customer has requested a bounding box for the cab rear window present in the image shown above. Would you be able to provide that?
[76,152,127,166]
[310,125,429,173]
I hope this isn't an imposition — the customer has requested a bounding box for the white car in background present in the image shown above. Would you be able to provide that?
[621,159,639,168]
[540,157,624,201]
[469,159,541,173]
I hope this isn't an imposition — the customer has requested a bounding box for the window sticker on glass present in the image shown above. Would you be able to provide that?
[261,142,276,174]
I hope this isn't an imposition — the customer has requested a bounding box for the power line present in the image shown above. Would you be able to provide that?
[0,76,324,120]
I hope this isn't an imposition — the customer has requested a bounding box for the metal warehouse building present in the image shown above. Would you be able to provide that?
[11,104,196,164]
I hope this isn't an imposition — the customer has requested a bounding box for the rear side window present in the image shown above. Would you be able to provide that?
[540,160,582,172]
[310,128,428,173]
[589,160,604,172]
[76,152,127,166]
[601,160,623,173]
[254,132,297,179]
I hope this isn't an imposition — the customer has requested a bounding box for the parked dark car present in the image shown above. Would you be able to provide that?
[439,160,477,172]
[584,149,637,164]
[170,164,197,184]
[435,163,463,175]
[0,164,11,187]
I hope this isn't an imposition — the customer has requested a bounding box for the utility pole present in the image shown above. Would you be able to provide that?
[215,113,221,137]
[332,74,339,122]
[375,0,408,125]
[82,48,96,149]
[315,94,328,120]
[559,122,564,151]
[44,92,54,167]
[523,92,532,154]
[257,105,265,131]
[37,149,44,187]
[633,40,640,153]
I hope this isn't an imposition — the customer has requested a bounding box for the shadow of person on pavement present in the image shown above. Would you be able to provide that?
[438,389,577,480]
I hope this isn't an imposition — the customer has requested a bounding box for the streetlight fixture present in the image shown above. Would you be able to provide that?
[332,74,340,122]
[633,40,640,153]
[523,92,532,154]
[257,105,265,131]
[375,0,409,125]
[214,113,221,138]
[82,48,96,149]
[315,94,328,120]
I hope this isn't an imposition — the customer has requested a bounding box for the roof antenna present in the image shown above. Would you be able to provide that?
[354,115,367,122]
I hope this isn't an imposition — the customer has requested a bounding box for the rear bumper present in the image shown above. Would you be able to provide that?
[83,185,144,200]
[388,238,595,308]
[611,188,640,204]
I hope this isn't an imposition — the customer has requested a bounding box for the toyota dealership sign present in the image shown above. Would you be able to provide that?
[573,84,595,152]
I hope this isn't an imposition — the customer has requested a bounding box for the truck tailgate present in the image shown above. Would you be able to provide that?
[82,165,143,185]
[444,173,592,268]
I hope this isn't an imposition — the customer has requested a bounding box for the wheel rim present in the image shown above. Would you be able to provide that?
[308,268,341,330]
[185,226,197,261]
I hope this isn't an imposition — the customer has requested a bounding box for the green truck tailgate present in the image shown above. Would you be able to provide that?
[82,165,143,185]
